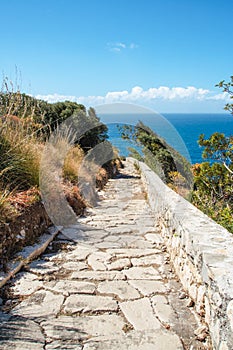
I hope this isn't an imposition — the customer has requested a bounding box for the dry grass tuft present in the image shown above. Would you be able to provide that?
[63,146,84,183]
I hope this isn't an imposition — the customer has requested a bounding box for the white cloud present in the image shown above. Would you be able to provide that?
[207,91,231,101]
[35,85,231,107]
[107,42,138,52]
[109,47,121,53]
[116,42,126,49]
[129,43,138,49]
[35,93,78,103]
[105,90,128,101]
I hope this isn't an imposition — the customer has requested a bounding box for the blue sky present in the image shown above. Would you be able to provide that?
[1,0,233,112]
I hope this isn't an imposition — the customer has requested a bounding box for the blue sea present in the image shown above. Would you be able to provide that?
[100,113,233,164]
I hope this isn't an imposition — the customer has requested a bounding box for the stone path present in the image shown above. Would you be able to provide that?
[0,160,207,349]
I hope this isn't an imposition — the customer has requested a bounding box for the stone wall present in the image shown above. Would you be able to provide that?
[132,158,233,350]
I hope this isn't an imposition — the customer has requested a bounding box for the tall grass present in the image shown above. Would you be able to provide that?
[0,77,109,224]
[63,146,84,183]
[0,120,42,190]
[0,119,43,222]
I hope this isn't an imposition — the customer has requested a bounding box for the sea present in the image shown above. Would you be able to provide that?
[99,113,233,164]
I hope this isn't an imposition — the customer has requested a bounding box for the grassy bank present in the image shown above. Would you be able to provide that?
[0,88,119,268]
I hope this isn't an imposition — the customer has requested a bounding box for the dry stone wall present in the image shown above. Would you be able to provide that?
[132,158,233,350]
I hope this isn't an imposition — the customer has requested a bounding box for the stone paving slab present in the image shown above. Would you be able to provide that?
[44,280,96,294]
[152,294,177,325]
[0,316,44,349]
[106,248,161,257]
[120,298,162,330]
[63,294,118,314]
[0,159,208,349]
[131,254,163,266]
[12,290,64,318]
[71,270,126,281]
[97,280,140,300]
[124,266,162,280]
[83,329,184,350]
[41,314,125,341]
[62,261,88,271]
[46,341,82,349]
[29,260,60,275]
[11,272,43,296]
[105,257,132,270]
[128,279,167,296]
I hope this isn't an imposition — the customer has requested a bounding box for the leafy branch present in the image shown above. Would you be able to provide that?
[216,75,233,114]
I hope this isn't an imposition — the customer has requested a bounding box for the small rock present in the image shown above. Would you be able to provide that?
[163,323,171,329]
[186,298,195,307]
[122,323,133,333]
[0,297,3,306]
[178,292,186,299]
[46,337,54,343]
[20,229,26,237]
[194,325,208,336]
[194,325,208,341]
[199,306,205,317]
[196,331,208,341]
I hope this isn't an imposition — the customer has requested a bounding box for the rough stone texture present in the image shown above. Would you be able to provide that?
[227,300,233,332]
[12,290,64,317]
[62,261,88,271]
[42,314,125,341]
[106,257,132,270]
[124,266,162,280]
[64,246,94,261]
[45,341,82,349]
[64,294,118,314]
[87,251,111,271]
[107,248,159,258]
[44,280,96,294]
[131,254,163,266]
[29,260,60,275]
[71,270,126,281]
[0,316,45,349]
[136,157,233,349]
[145,233,163,244]
[83,330,184,350]
[0,159,208,349]
[128,279,167,296]
[120,298,161,330]
[97,280,140,300]
[11,272,43,296]
[152,294,177,325]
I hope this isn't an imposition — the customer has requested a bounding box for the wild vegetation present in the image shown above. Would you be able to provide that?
[191,76,233,232]
[0,78,111,225]
[1,74,233,236]
[119,122,193,197]
[120,76,233,233]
